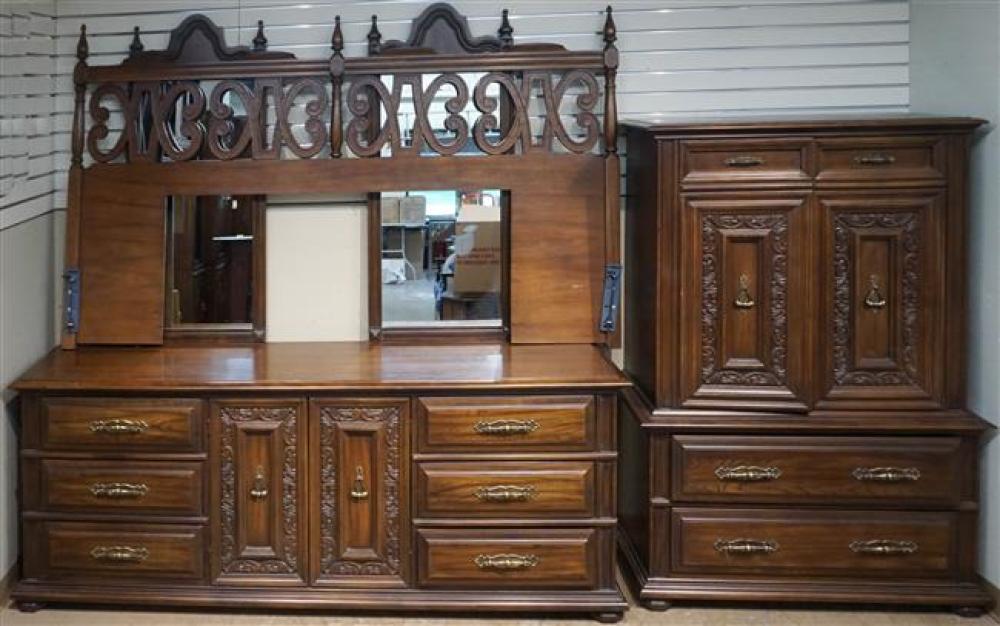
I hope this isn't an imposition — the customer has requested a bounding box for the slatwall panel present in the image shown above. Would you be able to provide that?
[0,1,57,230]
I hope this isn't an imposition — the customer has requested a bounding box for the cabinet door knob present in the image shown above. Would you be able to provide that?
[852,466,920,482]
[249,465,268,500]
[849,539,918,555]
[864,274,887,309]
[474,553,539,570]
[473,419,539,436]
[714,539,778,555]
[350,466,369,500]
[715,465,781,482]
[89,418,148,435]
[90,545,149,563]
[734,274,755,309]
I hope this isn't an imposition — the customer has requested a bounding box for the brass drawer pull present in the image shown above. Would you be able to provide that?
[250,465,268,500]
[854,152,896,166]
[714,539,778,555]
[89,418,148,435]
[725,155,764,167]
[863,274,887,309]
[852,466,920,482]
[89,482,149,499]
[474,553,540,570]
[473,419,539,436]
[849,539,918,555]
[474,484,537,502]
[715,465,781,482]
[734,274,755,309]
[90,545,149,563]
[350,466,369,500]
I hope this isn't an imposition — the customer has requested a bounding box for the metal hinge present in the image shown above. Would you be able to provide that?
[599,263,622,333]
[63,268,80,334]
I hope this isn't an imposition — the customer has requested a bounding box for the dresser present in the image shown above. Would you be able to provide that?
[619,116,993,616]
[13,342,628,621]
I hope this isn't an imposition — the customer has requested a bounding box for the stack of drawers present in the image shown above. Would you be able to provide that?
[21,397,207,586]
[412,394,620,600]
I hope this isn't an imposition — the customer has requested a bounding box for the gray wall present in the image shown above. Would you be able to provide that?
[911,0,1000,590]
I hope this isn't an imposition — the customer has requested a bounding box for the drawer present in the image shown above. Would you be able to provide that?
[671,435,963,507]
[415,461,597,518]
[671,508,957,579]
[416,528,599,589]
[415,395,597,453]
[28,459,204,516]
[680,139,810,186]
[24,521,206,583]
[39,397,203,453]
[816,136,944,182]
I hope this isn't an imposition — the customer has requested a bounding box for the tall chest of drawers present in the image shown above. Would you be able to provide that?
[12,343,628,622]
[619,116,993,615]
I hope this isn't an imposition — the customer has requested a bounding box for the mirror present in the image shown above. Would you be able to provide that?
[165,194,264,337]
[380,189,505,327]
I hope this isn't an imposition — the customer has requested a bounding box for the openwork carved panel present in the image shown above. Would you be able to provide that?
[318,403,402,578]
[831,210,921,386]
[218,404,300,577]
[700,213,789,387]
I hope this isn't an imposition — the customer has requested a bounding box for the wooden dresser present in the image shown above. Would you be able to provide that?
[619,116,993,616]
[12,342,628,621]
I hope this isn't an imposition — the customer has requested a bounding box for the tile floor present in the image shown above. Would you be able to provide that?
[1,604,997,626]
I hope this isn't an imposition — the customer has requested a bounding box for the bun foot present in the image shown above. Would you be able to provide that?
[645,599,671,611]
[953,606,986,618]
[594,611,623,623]
[17,601,45,613]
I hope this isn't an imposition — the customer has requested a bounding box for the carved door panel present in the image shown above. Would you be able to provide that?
[818,192,944,409]
[210,399,307,584]
[310,398,408,586]
[680,194,811,410]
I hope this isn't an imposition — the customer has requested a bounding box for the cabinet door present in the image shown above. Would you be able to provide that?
[680,195,810,410]
[211,399,307,584]
[818,193,944,409]
[310,398,409,586]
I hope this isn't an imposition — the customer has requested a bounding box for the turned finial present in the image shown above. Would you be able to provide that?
[76,24,88,61]
[498,9,513,49]
[602,6,617,50]
[331,15,344,53]
[128,26,144,56]
[367,15,382,55]
[253,20,268,51]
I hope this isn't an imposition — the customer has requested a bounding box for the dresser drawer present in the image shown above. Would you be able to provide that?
[671,435,963,507]
[28,459,204,516]
[416,528,598,589]
[816,136,944,182]
[680,138,810,186]
[671,508,957,579]
[38,397,203,453]
[24,521,206,583]
[415,395,596,453]
[415,461,597,518]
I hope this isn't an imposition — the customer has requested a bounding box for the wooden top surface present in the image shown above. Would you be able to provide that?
[622,114,987,134]
[12,342,628,393]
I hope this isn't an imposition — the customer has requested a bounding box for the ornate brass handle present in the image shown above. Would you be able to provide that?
[714,539,778,555]
[89,418,148,435]
[854,152,896,166]
[474,553,540,570]
[849,539,918,555]
[734,274,755,309]
[474,484,537,502]
[715,465,782,482]
[852,466,921,482]
[90,482,149,499]
[473,419,539,436]
[864,274,887,309]
[249,465,268,500]
[90,545,149,563]
[350,466,369,500]
[725,155,764,167]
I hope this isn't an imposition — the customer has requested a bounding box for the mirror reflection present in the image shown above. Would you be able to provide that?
[381,189,504,326]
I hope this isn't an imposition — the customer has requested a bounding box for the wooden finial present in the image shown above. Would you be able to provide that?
[602,6,617,50]
[76,24,88,61]
[129,26,144,56]
[498,9,513,49]
[367,15,382,55]
[252,20,268,51]
[331,15,344,53]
